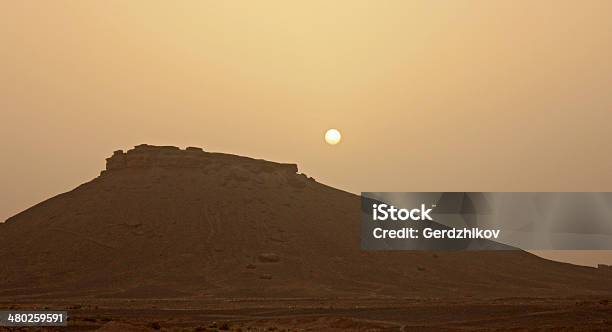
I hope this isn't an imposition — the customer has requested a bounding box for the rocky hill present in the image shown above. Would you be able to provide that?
[1,144,611,300]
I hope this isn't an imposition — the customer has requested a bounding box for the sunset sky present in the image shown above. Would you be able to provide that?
[2,1,612,265]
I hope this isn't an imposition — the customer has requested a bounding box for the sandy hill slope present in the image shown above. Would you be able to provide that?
[1,144,611,300]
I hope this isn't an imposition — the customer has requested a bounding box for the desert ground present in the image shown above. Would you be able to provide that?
[1,296,612,331]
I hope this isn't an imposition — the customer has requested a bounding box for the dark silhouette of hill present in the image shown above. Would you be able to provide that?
[1,144,611,300]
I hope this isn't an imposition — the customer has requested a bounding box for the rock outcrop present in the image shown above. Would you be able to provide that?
[104,144,298,174]
[102,144,308,189]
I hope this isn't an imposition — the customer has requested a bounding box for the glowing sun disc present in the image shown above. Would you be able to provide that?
[325,129,342,145]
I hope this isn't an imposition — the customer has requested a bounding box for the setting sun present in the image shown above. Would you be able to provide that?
[325,129,342,145]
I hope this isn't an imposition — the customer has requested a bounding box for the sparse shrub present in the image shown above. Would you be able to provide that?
[219,321,230,330]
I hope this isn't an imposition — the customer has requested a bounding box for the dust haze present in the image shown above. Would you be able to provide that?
[2,1,612,267]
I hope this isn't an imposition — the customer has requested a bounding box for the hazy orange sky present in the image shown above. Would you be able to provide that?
[2,1,612,265]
